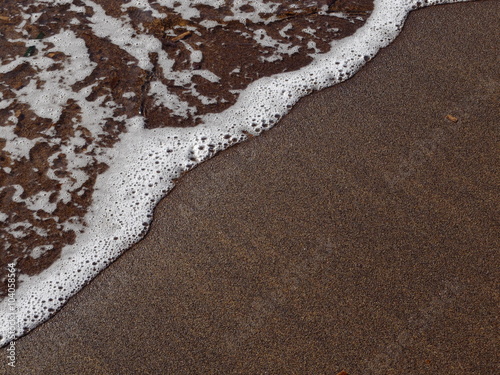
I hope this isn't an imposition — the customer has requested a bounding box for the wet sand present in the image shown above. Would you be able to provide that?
[1,1,499,374]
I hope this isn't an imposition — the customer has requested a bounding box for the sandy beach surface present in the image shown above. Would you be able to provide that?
[1,1,498,374]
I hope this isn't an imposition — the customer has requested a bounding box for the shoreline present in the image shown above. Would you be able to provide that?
[0,0,433,344]
[1,0,499,373]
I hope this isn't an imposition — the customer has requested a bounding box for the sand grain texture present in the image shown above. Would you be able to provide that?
[1,1,499,374]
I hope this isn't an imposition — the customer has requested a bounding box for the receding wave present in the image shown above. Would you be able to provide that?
[0,0,470,346]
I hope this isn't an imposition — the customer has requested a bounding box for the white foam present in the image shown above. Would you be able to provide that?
[121,0,166,19]
[253,29,301,62]
[1,120,42,162]
[29,245,54,260]
[9,29,96,122]
[0,0,472,346]
[149,80,196,118]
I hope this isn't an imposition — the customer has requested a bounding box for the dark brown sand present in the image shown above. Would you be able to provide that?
[2,1,499,374]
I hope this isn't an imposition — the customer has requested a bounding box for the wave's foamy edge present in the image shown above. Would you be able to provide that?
[0,0,470,346]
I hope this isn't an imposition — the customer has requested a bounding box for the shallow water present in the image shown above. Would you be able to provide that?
[0,0,470,346]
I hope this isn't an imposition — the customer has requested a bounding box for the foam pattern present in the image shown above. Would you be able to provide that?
[0,0,471,346]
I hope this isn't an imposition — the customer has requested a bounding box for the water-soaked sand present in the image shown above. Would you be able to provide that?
[0,0,373,292]
[1,1,498,374]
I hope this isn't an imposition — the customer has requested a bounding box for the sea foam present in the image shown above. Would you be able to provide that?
[0,0,471,346]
